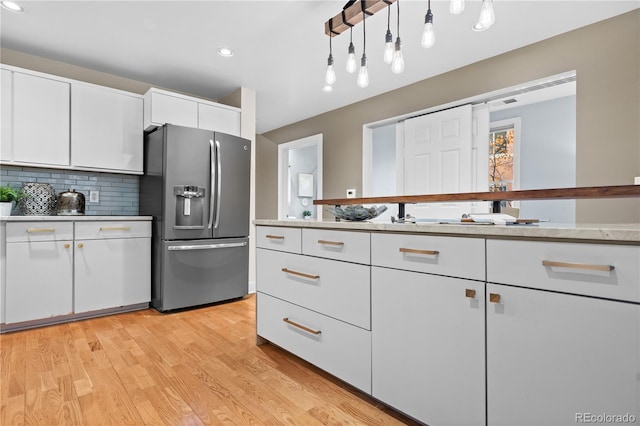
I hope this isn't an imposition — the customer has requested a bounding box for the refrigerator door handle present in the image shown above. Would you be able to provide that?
[208,140,215,229]
[167,242,247,251]
[214,140,222,229]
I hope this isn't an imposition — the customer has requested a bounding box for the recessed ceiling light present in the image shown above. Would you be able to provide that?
[217,47,234,57]
[0,1,25,12]
[322,85,334,93]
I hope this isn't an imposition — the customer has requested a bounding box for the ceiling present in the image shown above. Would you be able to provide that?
[1,1,637,134]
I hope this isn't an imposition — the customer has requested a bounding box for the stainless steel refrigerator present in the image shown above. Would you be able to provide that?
[140,124,251,312]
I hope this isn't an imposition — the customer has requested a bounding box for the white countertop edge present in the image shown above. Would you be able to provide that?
[253,219,640,243]
[1,215,152,222]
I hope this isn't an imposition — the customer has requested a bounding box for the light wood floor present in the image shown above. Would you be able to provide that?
[1,294,418,425]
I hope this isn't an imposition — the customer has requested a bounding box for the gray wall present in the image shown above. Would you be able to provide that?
[491,95,576,222]
[260,10,640,223]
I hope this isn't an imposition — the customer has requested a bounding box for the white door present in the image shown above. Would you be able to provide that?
[277,134,323,220]
[403,104,473,219]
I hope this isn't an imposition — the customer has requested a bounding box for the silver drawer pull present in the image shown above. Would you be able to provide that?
[281,268,320,280]
[266,234,285,240]
[542,260,614,272]
[100,227,130,231]
[399,247,439,256]
[317,239,344,246]
[26,228,56,233]
[283,318,322,335]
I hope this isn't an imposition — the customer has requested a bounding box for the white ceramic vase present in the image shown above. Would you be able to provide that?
[0,202,12,216]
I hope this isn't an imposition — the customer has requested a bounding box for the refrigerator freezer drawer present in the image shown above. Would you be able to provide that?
[154,238,249,311]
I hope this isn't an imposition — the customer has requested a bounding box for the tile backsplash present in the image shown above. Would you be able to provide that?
[0,165,139,216]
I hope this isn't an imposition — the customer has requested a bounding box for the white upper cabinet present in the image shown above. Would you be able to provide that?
[144,89,198,129]
[144,87,240,136]
[71,83,144,173]
[0,69,12,161]
[1,65,144,174]
[10,71,70,166]
[198,102,240,135]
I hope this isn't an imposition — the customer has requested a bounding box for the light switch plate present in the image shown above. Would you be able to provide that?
[89,190,99,203]
[346,188,356,198]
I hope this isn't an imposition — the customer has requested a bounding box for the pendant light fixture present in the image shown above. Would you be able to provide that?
[421,0,435,49]
[391,0,404,74]
[449,0,464,15]
[383,2,394,64]
[472,0,495,32]
[325,19,336,85]
[357,3,369,88]
[346,27,357,73]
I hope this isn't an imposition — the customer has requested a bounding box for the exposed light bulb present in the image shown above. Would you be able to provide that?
[325,54,336,85]
[472,0,495,32]
[449,0,465,15]
[391,38,404,74]
[421,9,435,48]
[384,29,394,64]
[357,54,369,88]
[346,42,357,73]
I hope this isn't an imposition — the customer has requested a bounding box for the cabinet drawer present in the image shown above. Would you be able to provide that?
[75,221,151,240]
[487,240,640,303]
[302,229,370,264]
[371,233,485,281]
[257,292,371,393]
[256,226,301,254]
[257,249,370,329]
[6,222,73,242]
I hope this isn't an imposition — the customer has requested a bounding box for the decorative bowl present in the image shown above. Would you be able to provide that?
[328,204,387,221]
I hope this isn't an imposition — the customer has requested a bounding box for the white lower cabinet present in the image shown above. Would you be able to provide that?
[4,222,75,323]
[372,266,486,426]
[257,292,371,393]
[487,283,640,426]
[2,220,150,329]
[74,222,151,313]
[6,239,73,323]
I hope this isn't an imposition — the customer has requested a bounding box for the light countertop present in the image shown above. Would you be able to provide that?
[254,219,640,243]
[1,215,152,222]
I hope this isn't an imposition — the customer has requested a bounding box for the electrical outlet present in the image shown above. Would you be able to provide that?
[89,190,99,203]
[346,188,356,198]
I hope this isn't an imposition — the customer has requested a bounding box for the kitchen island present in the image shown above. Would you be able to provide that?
[0,215,152,332]
[254,219,640,426]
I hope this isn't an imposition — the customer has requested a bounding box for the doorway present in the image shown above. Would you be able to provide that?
[278,134,323,220]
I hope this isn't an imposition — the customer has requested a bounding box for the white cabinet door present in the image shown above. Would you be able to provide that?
[198,102,240,136]
[71,84,143,173]
[1,69,12,161]
[74,237,150,313]
[12,72,70,166]
[487,283,640,426]
[145,90,198,130]
[372,266,486,426]
[5,240,73,323]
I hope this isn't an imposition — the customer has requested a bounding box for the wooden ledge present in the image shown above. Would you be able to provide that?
[324,0,396,37]
[313,185,640,206]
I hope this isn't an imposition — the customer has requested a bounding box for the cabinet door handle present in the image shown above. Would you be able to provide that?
[489,293,501,303]
[26,228,55,233]
[77,243,84,249]
[281,268,320,280]
[265,234,285,240]
[283,318,322,335]
[399,247,439,255]
[465,289,476,298]
[64,243,70,249]
[317,239,344,246]
[100,227,131,231]
[542,260,614,272]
